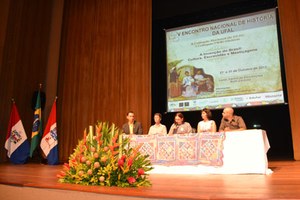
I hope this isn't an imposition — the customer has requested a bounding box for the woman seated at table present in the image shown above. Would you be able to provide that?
[168,112,192,135]
[197,108,217,133]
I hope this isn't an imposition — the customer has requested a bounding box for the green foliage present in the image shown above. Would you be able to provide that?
[57,122,153,187]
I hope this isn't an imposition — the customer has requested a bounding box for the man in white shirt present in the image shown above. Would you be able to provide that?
[148,113,167,135]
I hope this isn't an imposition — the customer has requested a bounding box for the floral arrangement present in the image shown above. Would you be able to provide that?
[57,121,153,187]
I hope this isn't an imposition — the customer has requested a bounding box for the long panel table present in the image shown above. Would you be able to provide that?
[128,129,270,174]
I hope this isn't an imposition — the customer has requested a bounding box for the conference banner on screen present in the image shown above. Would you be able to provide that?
[165,8,285,112]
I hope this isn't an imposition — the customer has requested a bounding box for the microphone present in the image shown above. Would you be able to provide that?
[173,124,178,134]
[174,122,179,127]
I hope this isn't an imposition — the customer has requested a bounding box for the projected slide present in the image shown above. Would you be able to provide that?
[166,9,284,112]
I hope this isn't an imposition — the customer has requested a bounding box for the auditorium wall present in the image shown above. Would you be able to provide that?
[277,0,300,160]
[57,0,152,161]
[0,0,151,162]
[0,0,299,163]
[0,0,53,161]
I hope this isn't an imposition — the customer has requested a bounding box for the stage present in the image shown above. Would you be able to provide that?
[1,161,300,199]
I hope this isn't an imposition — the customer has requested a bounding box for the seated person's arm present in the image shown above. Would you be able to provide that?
[237,117,247,131]
[122,124,128,134]
[148,126,152,135]
[219,119,225,132]
[211,121,217,133]
[197,123,201,133]
[187,123,193,133]
[137,123,143,135]
[168,124,176,135]
[162,126,167,135]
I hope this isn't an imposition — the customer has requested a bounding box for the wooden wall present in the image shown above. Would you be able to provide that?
[57,0,152,161]
[0,0,151,162]
[278,0,300,160]
[0,0,53,161]
[0,0,299,162]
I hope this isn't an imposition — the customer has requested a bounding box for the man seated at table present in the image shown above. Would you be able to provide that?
[219,107,247,132]
[122,111,143,135]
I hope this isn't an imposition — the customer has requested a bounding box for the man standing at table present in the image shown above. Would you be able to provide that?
[219,107,247,132]
[122,111,143,135]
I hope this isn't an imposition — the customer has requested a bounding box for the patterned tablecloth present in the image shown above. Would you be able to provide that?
[125,132,225,166]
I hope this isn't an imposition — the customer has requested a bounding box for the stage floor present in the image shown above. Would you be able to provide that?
[1,160,300,199]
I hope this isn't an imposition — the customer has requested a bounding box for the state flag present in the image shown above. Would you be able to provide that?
[40,98,59,165]
[5,101,30,164]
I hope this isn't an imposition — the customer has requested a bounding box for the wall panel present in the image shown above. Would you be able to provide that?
[0,0,53,162]
[58,0,152,161]
[278,0,300,160]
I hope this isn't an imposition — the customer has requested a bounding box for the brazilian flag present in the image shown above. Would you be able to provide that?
[30,90,42,157]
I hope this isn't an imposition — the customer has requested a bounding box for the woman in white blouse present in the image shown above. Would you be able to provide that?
[197,108,217,133]
[148,113,167,135]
